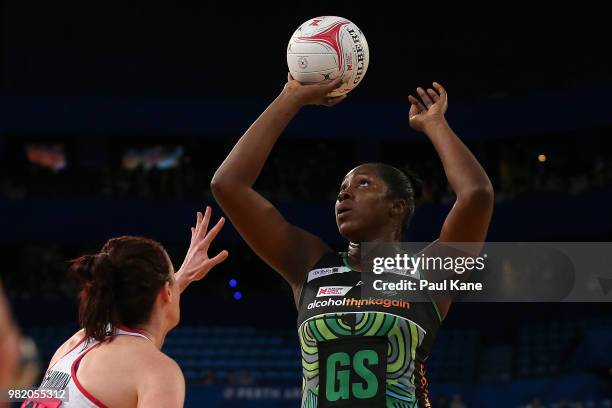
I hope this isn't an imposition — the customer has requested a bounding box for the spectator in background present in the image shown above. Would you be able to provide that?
[14,336,41,387]
[237,369,254,385]
[25,144,66,173]
[0,281,21,406]
[200,369,215,385]
[435,395,449,408]
[226,372,236,385]
[526,397,543,408]
[450,393,467,408]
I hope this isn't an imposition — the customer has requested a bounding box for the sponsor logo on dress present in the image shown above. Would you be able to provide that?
[307,266,351,282]
[316,286,353,297]
[307,297,411,310]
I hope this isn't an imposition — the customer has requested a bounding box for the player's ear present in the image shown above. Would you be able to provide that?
[390,198,407,217]
[160,281,172,304]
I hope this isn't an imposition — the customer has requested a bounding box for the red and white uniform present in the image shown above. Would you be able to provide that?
[21,327,149,408]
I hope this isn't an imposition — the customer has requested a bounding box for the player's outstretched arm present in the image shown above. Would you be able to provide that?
[211,75,345,299]
[408,83,494,319]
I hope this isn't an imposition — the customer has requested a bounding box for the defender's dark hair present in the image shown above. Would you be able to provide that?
[372,163,423,237]
[69,236,172,341]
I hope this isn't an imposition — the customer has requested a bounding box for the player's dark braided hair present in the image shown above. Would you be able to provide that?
[373,163,423,238]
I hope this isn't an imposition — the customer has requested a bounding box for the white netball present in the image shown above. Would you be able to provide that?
[287,16,370,97]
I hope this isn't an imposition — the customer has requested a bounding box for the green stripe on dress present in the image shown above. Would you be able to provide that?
[409,321,418,361]
[365,313,386,336]
[325,317,352,336]
[315,319,337,340]
[386,321,407,374]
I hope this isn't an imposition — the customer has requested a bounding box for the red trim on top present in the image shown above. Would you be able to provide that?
[47,334,88,372]
[65,335,88,355]
[114,325,148,336]
[70,343,108,408]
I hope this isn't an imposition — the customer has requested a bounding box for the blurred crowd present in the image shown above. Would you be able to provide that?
[2,128,611,406]
[1,241,288,300]
[522,398,612,408]
[433,394,468,408]
[430,396,612,408]
[1,126,611,204]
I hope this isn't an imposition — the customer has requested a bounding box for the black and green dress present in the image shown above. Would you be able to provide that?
[297,252,442,408]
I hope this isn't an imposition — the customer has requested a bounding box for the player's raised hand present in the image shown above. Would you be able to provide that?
[176,207,229,292]
[408,82,449,132]
[283,73,347,107]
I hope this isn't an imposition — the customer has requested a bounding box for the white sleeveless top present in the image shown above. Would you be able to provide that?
[21,326,150,408]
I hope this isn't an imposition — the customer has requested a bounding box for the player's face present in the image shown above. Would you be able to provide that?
[335,164,393,241]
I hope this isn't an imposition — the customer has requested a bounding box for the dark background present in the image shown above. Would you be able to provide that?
[1,2,612,407]
[2,2,609,98]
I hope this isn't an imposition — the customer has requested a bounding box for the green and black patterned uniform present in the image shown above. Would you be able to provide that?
[297,252,442,408]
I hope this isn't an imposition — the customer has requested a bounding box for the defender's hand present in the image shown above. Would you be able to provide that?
[176,207,229,292]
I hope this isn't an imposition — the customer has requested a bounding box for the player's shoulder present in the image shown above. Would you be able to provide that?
[135,348,184,386]
[67,328,87,346]
[48,329,86,368]
[133,350,185,407]
[159,355,183,381]
[132,343,182,375]
[154,352,183,378]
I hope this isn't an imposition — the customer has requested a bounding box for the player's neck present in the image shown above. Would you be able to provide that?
[347,238,402,271]
[132,318,168,350]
